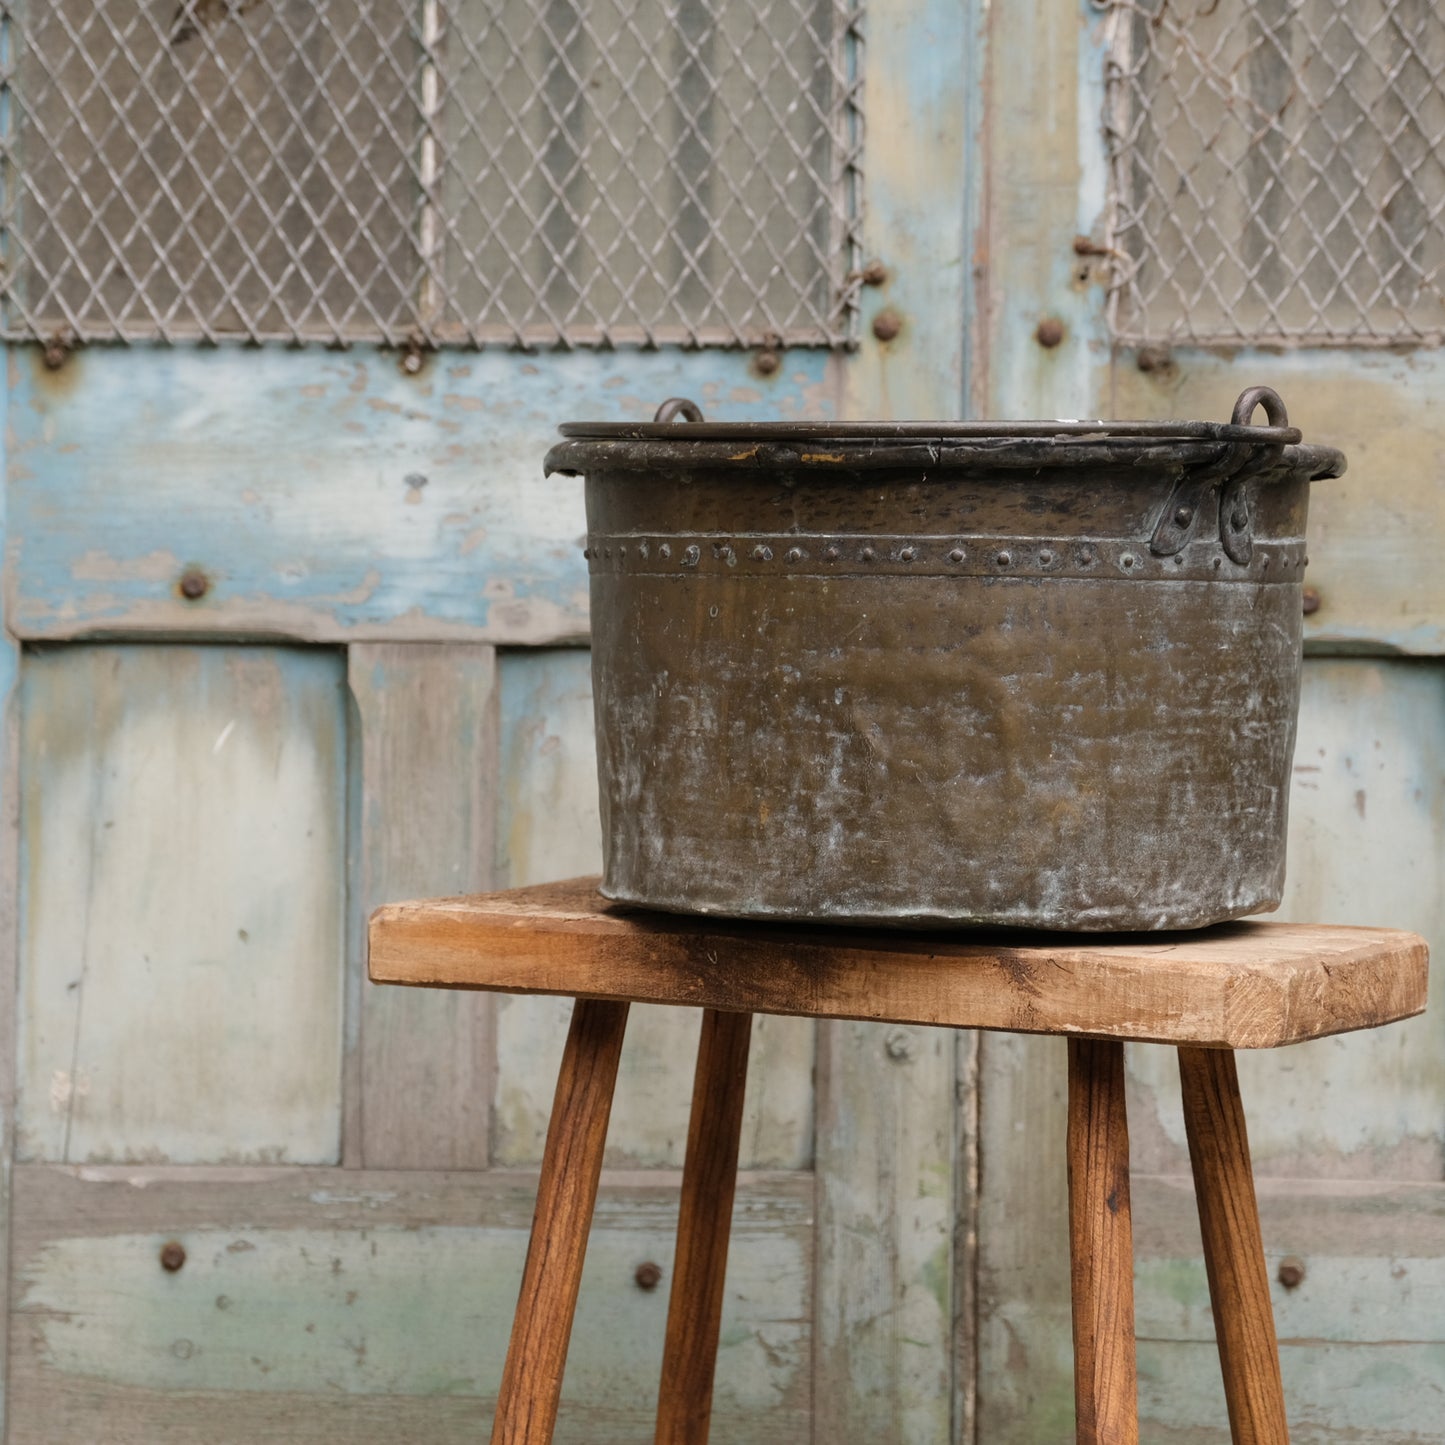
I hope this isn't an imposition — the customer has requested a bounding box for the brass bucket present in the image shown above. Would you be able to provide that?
[545,388,1344,931]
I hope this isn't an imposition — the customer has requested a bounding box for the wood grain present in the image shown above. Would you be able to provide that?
[1067,1039,1138,1444]
[18,646,347,1165]
[368,878,1429,1048]
[349,644,498,1169]
[7,1162,813,1445]
[1179,1047,1290,1443]
[814,1020,958,1443]
[492,999,629,1445]
[655,1009,753,1445]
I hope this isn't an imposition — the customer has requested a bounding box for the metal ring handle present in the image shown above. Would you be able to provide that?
[1231,386,1288,430]
[654,397,705,424]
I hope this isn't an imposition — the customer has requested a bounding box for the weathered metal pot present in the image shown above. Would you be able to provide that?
[545,388,1344,931]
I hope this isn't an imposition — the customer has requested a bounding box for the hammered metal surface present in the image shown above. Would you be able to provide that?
[573,432,1333,931]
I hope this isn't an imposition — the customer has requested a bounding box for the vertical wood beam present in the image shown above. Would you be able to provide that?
[656,1008,753,1445]
[1179,1046,1290,1444]
[349,643,498,1169]
[1067,1038,1138,1445]
[492,998,629,1445]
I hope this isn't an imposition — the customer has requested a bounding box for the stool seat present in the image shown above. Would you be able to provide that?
[368,880,1428,1445]
[369,876,1426,1046]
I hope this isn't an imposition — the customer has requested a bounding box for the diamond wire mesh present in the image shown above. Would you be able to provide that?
[1103,0,1445,347]
[0,0,864,348]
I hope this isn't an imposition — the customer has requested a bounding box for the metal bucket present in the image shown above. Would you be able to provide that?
[545,387,1344,931]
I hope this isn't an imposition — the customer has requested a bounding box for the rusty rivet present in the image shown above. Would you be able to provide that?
[634,1261,663,1291]
[178,567,209,601]
[1277,1256,1305,1290]
[899,546,916,562]
[824,544,840,561]
[1302,586,1322,616]
[160,1241,187,1273]
[1232,507,1249,530]
[1174,506,1194,526]
[871,308,903,343]
[682,545,700,567]
[1035,317,1066,349]
[884,1027,915,1061]
[948,548,965,563]
[1038,548,1054,566]
[399,342,425,375]
[995,549,1012,567]
[753,348,780,377]
[785,546,803,563]
[861,259,889,287]
[1136,343,1173,374]
[752,544,773,562]
[860,545,876,562]
[43,336,73,371]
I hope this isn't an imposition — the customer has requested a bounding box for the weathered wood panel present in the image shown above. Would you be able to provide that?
[1126,660,1445,1181]
[814,1021,959,1443]
[16,646,346,1164]
[348,644,498,1169]
[7,1164,812,1444]
[491,650,814,1172]
[1114,352,1445,655]
[976,1032,1075,1442]
[4,346,835,646]
[1132,1175,1445,1442]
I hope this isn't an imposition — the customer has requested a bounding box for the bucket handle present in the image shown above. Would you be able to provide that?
[654,397,705,424]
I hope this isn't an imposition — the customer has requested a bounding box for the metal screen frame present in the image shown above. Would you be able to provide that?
[1102,0,1445,349]
[0,0,866,350]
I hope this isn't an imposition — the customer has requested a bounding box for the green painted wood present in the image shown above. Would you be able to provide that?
[814,1021,960,1443]
[349,644,498,1169]
[491,648,816,1174]
[975,1033,1075,1443]
[1131,1175,1445,1442]
[16,646,347,1165]
[7,1164,811,1444]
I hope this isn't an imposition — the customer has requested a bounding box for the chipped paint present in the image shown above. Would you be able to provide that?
[7,346,837,644]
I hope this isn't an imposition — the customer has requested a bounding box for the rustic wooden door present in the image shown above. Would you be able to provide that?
[975,2,1445,1438]
[0,0,985,1440]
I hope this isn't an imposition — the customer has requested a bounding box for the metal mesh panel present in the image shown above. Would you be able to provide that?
[1104,0,1445,347]
[0,1,863,347]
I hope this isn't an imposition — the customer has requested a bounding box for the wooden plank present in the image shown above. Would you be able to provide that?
[6,1163,811,1445]
[975,1032,1074,1442]
[492,999,630,1445]
[16,646,347,1164]
[491,652,813,1173]
[1132,1175,1445,1441]
[1178,1048,1289,1442]
[4,346,835,646]
[1126,660,1445,1179]
[368,878,1429,1049]
[1067,1040,1137,1445]
[656,1009,753,1445]
[0,627,20,1435]
[349,644,497,1170]
[814,1019,957,1443]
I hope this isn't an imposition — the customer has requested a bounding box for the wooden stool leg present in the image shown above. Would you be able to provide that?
[491,998,630,1445]
[1179,1047,1290,1444]
[655,1008,754,1445]
[1067,1037,1139,1445]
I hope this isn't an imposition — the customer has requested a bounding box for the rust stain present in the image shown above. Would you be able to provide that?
[800,452,846,464]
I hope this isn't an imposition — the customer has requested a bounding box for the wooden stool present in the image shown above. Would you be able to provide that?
[368,878,1428,1445]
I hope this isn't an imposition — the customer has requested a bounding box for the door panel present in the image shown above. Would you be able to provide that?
[17,645,346,1166]
[978,0,1445,1436]
[0,0,977,1434]
[348,642,498,1169]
